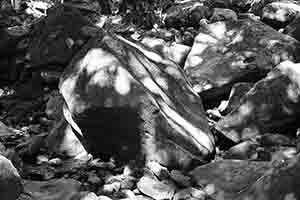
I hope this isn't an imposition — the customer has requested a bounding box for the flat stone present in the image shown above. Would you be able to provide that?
[137,176,176,200]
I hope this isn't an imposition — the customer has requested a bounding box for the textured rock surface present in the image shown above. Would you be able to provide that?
[21,178,81,200]
[140,37,191,67]
[137,176,176,200]
[261,1,300,28]
[28,5,92,68]
[216,61,300,142]
[0,154,22,200]
[190,159,270,199]
[59,31,215,169]
[164,0,212,28]
[184,18,300,101]
[236,154,300,200]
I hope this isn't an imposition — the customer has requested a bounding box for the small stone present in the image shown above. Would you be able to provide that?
[146,161,169,179]
[87,173,102,185]
[36,155,49,165]
[48,158,63,166]
[120,189,135,198]
[137,176,175,200]
[98,195,113,200]
[170,170,191,187]
[102,182,121,194]
[174,187,206,200]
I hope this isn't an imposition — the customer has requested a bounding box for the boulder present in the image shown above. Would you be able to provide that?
[59,30,215,169]
[28,5,92,69]
[20,178,81,200]
[209,8,238,22]
[236,153,300,200]
[216,61,300,142]
[184,18,300,102]
[164,0,212,28]
[190,159,270,199]
[140,37,191,67]
[261,1,300,29]
[284,14,300,42]
[0,154,22,200]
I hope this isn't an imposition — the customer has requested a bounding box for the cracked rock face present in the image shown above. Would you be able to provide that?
[59,31,215,169]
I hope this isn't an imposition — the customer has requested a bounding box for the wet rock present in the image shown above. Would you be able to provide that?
[216,61,300,142]
[236,154,300,200]
[137,176,176,200]
[0,154,22,200]
[59,31,215,169]
[164,0,212,28]
[184,18,300,103]
[210,8,238,22]
[28,5,92,68]
[98,196,113,200]
[261,1,300,29]
[190,159,270,199]
[173,187,206,200]
[140,37,191,67]
[221,82,253,115]
[170,170,192,187]
[223,140,259,160]
[22,178,81,200]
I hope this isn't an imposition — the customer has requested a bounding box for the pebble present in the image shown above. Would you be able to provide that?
[48,158,62,166]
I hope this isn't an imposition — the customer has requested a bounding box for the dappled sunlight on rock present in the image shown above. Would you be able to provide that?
[184,18,300,102]
[216,61,300,142]
[59,31,215,169]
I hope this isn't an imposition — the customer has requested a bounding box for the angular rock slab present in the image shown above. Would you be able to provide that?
[190,159,270,199]
[59,31,215,169]
[21,178,81,200]
[28,5,92,68]
[216,61,300,142]
[236,154,300,200]
[184,18,300,101]
[0,154,22,200]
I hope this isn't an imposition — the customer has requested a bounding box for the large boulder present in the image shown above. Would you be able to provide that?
[261,1,300,29]
[28,5,92,69]
[59,30,215,169]
[216,61,300,142]
[0,154,22,200]
[184,18,300,102]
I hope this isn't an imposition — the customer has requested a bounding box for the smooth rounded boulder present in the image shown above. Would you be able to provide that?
[59,30,215,169]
